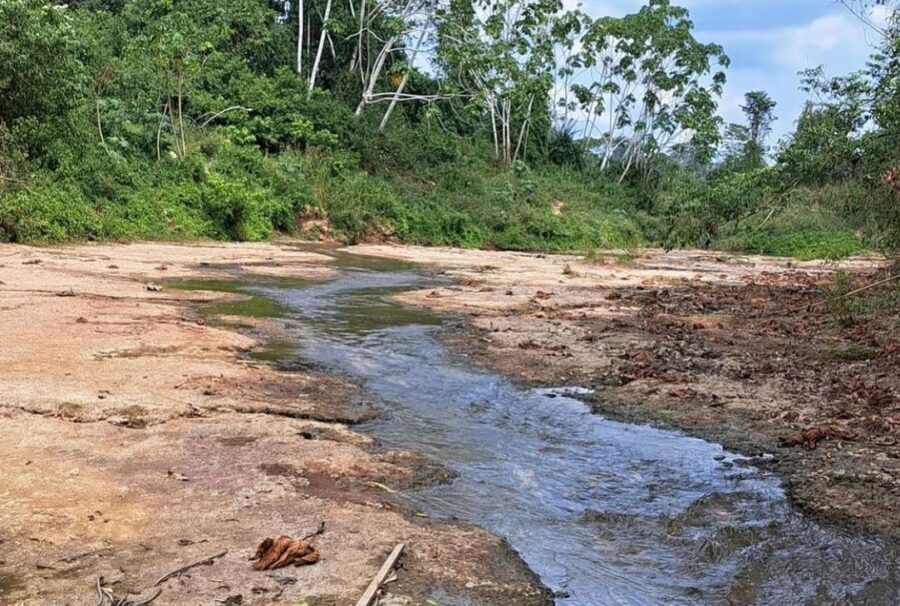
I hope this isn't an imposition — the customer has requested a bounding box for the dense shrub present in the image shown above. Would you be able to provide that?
[0,184,100,243]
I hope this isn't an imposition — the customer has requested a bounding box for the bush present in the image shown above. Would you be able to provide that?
[0,184,101,243]
[716,184,869,259]
[653,168,777,249]
[200,176,291,241]
[0,137,309,244]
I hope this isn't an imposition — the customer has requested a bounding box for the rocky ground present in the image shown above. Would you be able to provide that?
[349,244,900,540]
[0,242,550,606]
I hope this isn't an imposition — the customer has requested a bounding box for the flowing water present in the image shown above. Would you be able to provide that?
[188,251,900,606]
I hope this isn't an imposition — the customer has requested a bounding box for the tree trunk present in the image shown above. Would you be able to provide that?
[96,100,106,146]
[618,143,637,183]
[355,36,397,115]
[296,0,304,75]
[308,0,334,92]
[156,100,170,162]
[353,0,367,80]
[513,94,534,163]
[176,68,186,157]
[504,100,512,166]
[489,98,499,159]
[378,22,429,131]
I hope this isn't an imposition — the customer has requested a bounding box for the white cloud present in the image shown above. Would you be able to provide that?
[695,6,882,140]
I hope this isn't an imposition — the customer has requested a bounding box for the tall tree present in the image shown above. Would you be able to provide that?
[741,90,776,152]
[437,0,561,166]
[565,0,729,179]
[0,0,85,153]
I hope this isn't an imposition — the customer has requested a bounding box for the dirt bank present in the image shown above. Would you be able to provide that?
[347,244,900,539]
[0,242,550,606]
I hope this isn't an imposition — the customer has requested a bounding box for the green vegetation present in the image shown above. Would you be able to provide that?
[0,0,898,258]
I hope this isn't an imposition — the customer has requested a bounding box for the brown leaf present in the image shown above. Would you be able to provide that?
[779,427,829,450]
[251,536,319,571]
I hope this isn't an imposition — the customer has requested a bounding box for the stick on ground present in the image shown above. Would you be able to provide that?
[354,543,405,606]
[154,550,228,586]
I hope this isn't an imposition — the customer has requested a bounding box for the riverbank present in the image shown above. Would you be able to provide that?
[348,244,900,539]
[0,242,550,606]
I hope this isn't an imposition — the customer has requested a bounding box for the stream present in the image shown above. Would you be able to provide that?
[193,250,900,605]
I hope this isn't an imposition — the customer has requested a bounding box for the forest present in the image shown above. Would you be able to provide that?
[0,0,898,259]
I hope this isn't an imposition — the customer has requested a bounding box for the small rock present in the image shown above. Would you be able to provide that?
[272,577,297,586]
[167,469,190,481]
[146,284,163,292]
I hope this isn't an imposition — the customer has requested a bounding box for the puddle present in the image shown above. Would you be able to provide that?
[193,250,900,606]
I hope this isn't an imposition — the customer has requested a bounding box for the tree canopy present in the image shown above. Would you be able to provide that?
[0,0,897,257]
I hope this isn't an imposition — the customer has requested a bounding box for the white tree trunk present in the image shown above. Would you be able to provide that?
[308,0,333,92]
[355,36,397,115]
[513,94,534,163]
[354,0,367,80]
[296,0,304,75]
[489,98,499,159]
[378,22,430,131]
[503,100,512,166]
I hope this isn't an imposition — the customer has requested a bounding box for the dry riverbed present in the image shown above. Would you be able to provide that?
[348,244,900,539]
[0,242,549,606]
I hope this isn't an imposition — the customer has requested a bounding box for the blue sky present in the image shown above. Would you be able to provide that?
[576,0,887,143]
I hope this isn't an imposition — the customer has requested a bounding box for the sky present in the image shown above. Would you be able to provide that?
[575,0,887,144]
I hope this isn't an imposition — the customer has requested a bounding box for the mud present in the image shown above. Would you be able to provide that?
[0,241,550,606]
[346,244,900,540]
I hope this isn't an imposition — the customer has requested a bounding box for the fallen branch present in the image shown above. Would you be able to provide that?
[60,547,114,564]
[355,543,405,606]
[154,550,227,586]
[807,273,900,310]
[95,577,162,606]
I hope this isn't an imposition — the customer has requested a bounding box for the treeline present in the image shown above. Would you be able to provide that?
[0,0,897,257]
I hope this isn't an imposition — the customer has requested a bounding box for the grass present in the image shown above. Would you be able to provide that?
[293,149,646,251]
[715,185,870,260]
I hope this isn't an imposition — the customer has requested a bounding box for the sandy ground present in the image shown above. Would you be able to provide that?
[348,244,900,539]
[0,242,550,606]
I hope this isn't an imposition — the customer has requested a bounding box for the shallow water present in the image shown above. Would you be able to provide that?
[206,252,900,605]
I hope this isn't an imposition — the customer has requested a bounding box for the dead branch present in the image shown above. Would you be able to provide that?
[154,550,228,586]
[819,273,900,305]
[355,543,404,606]
[95,577,162,606]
